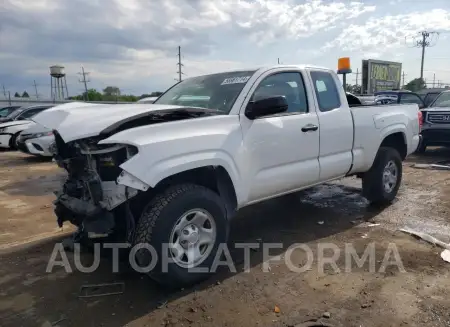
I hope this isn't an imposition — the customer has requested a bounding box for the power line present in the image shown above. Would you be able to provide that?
[411,31,440,80]
[33,80,39,99]
[77,67,90,101]
[355,68,360,86]
[176,46,184,82]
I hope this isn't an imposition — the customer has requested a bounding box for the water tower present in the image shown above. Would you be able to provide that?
[50,65,69,100]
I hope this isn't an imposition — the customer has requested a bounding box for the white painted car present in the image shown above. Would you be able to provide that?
[34,64,421,287]
[17,102,102,157]
[0,105,54,149]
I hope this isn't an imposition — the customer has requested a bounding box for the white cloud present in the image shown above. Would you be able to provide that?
[323,9,450,55]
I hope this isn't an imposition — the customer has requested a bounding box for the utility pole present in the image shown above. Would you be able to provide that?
[2,85,6,98]
[413,31,439,80]
[78,67,90,101]
[433,73,436,88]
[277,58,280,64]
[177,46,184,82]
[33,80,39,99]
[355,68,360,86]
[402,71,407,88]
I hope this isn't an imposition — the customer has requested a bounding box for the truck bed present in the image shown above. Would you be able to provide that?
[349,103,421,174]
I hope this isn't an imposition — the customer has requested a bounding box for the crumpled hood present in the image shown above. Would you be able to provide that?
[21,122,49,134]
[32,102,211,143]
[0,120,32,129]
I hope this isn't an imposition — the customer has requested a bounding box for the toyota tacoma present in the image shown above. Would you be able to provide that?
[34,65,422,286]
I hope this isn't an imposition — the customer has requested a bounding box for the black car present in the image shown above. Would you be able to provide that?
[417,91,450,153]
[373,91,426,109]
[0,104,54,123]
[422,91,442,107]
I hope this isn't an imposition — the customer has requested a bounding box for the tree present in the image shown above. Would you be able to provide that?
[14,92,21,98]
[22,91,30,98]
[103,86,121,97]
[404,78,426,92]
[345,84,362,94]
[150,91,163,97]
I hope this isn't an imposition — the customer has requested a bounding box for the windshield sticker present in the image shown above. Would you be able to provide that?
[221,76,251,85]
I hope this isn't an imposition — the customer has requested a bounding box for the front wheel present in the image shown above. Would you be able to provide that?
[9,132,21,150]
[362,147,402,205]
[132,183,229,288]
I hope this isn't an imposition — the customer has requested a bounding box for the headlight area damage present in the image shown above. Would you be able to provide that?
[52,131,148,243]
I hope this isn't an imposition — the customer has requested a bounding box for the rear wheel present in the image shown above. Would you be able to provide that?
[132,183,229,288]
[362,147,402,205]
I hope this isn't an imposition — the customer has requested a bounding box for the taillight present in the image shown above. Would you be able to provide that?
[418,111,423,131]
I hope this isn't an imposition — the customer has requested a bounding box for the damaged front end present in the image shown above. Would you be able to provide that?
[52,131,145,242]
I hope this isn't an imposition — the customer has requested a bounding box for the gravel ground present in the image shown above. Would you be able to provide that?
[0,148,449,327]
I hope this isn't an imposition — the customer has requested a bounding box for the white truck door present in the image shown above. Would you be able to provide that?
[240,71,320,203]
[308,70,353,181]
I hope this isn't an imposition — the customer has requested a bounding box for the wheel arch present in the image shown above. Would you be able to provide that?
[379,131,407,160]
[148,165,239,220]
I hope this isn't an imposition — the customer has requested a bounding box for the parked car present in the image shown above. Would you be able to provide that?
[16,102,99,157]
[416,90,450,153]
[0,105,21,118]
[0,105,54,149]
[35,64,421,287]
[373,91,425,108]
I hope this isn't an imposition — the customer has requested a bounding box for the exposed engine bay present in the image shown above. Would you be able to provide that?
[52,131,140,240]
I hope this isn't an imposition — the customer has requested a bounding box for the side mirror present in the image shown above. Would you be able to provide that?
[245,96,288,120]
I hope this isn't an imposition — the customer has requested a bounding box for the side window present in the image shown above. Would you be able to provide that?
[310,71,341,112]
[251,72,308,113]
[18,108,43,119]
[400,94,423,106]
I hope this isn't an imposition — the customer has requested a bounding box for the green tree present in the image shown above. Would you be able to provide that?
[103,86,121,96]
[22,91,30,98]
[404,78,426,92]
[150,91,163,97]
[14,92,21,98]
[86,89,103,101]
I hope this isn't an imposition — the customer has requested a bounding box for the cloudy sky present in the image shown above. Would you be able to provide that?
[1,0,450,98]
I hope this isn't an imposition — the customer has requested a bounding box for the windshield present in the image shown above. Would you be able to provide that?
[423,93,439,106]
[154,70,257,113]
[430,92,450,108]
[0,106,20,117]
[7,108,26,119]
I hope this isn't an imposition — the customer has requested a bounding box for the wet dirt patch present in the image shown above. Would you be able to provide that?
[0,150,449,327]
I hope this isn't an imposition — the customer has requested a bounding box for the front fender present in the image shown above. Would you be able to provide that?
[120,149,241,190]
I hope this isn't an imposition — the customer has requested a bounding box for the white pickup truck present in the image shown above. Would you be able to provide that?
[35,64,421,286]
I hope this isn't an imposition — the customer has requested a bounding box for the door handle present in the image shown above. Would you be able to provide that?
[301,124,318,132]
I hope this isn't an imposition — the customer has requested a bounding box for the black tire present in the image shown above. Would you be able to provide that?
[415,140,427,154]
[9,132,20,150]
[132,183,229,288]
[362,147,402,205]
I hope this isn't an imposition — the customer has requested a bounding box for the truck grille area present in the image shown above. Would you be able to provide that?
[427,112,450,124]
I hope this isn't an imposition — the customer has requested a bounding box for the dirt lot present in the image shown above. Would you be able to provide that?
[0,149,450,327]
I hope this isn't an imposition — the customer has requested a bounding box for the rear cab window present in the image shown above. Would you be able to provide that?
[310,71,341,112]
